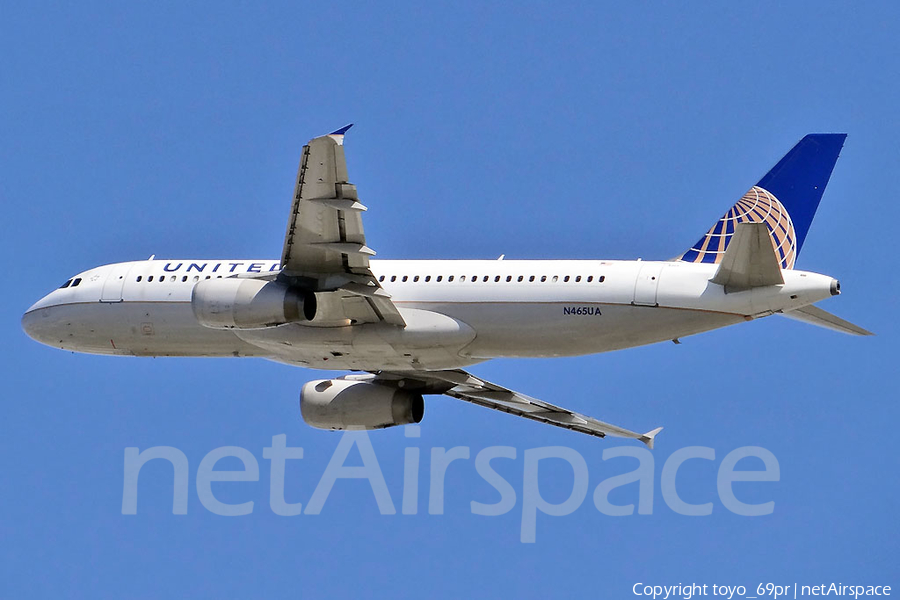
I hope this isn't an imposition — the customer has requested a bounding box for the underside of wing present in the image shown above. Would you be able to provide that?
[323,284,406,326]
[278,126,404,326]
[372,369,663,447]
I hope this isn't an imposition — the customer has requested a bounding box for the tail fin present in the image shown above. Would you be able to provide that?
[678,134,846,269]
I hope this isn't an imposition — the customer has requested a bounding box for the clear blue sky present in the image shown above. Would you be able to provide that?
[2,2,897,597]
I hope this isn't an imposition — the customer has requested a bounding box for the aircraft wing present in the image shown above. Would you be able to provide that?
[372,369,663,447]
[279,125,404,326]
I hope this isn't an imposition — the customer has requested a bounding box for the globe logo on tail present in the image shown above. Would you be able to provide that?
[679,186,797,269]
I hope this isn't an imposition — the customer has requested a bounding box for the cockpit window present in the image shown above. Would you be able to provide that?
[59,279,73,289]
[71,278,82,287]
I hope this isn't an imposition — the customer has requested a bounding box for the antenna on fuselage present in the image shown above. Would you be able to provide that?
[497,254,505,260]
[148,254,155,260]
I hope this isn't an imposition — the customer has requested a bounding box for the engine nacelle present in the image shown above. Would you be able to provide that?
[300,379,424,430]
[191,278,315,329]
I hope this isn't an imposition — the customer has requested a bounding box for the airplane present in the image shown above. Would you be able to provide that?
[21,127,871,448]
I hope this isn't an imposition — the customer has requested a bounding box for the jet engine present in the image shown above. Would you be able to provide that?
[300,379,424,430]
[191,278,315,329]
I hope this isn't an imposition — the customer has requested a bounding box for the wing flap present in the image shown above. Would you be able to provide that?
[365,295,406,326]
[310,197,367,212]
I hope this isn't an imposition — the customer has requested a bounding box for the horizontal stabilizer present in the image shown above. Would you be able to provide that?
[710,222,784,292]
[781,304,873,336]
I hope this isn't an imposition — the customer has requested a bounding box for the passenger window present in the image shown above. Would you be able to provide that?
[483,276,489,282]
[148,276,154,282]
[160,276,166,283]
[564,276,570,282]
[587,276,593,282]
[494,276,500,282]
[438,276,444,282]
[193,276,199,282]
[599,275,606,283]
[182,276,188,282]
[506,276,512,282]
[575,275,582,282]
[413,275,419,282]
[460,276,466,282]
[205,276,211,279]
[551,276,558,283]
[136,276,142,282]
[517,275,523,282]
[391,276,397,282]
[379,275,385,282]
[425,276,431,282]
[529,276,535,282]
[402,276,408,282]
[541,276,547,282]
[72,278,82,287]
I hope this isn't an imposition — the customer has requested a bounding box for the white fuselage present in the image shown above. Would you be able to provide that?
[22,258,838,371]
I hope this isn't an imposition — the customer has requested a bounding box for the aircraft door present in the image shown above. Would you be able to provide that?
[632,263,663,306]
[100,264,133,303]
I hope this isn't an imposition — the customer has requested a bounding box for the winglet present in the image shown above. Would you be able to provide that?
[328,124,354,145]
[638,427,664,450]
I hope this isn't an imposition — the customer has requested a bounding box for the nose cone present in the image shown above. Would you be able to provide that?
[22,307,44,343]
[22,293,60,346]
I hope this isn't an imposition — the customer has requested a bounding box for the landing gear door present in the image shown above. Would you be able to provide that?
[100,264,133,303]
[633,263,663,307]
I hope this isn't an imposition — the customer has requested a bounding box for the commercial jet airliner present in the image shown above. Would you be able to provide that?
[22,127,871,447]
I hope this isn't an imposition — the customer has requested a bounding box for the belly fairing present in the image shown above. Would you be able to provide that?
[236,307,481,371]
